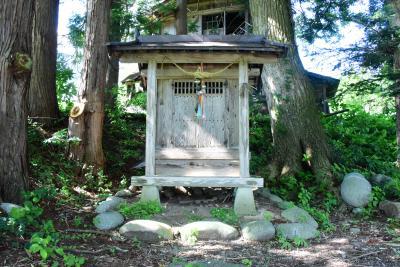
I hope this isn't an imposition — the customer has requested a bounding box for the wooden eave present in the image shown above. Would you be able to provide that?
[107,35,288,64]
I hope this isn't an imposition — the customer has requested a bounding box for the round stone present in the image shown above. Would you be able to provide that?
[115,189,133,198]
[93,211,124,230]
[179,221,239,242]
[95,196,125,213]
[281,206,318,228]
[119,220,173,241]
[241,220,275,241]
[341,172,372,208]
[276,223,319,240]
[0,203,22,215]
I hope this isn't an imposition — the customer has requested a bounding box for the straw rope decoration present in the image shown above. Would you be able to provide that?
[162,56,238,79]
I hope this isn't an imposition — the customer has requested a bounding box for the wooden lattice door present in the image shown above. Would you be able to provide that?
[173,80,225,148]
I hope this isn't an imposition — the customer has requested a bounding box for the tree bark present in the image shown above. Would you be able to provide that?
[176,0,188,34]
[105,55,119,107]
[389,0,400,166]
[28,0,59,121]
[249,0,332,182]
[0,0,34,203]
[68,0,111,170]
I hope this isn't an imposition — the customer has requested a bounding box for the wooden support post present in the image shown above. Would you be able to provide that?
[235,59,256,216]
[142,60,160,203]
[238,59,250,178]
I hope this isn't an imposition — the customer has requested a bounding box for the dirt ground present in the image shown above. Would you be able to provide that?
[1,189,399,267]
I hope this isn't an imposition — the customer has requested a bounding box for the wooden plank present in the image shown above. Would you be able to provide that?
[156,148,239,160]
[239,59,250,177]
[145,60,157,176]
[119,52,278,64]
[131,176,263,188]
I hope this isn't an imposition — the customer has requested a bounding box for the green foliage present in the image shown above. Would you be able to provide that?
[56,54,76,111]
[135,0,177,35]
[249,103,273,176]
[110,0,135,41]
[1,189,85,266]
[129,92,147,109]
[68,14,85,49]
[188,19,199,33]
[296,0,357,43]
[263,211,274,221]
[293,236,309,248]
[118,201,164,220]
[104,104,146,176]
[277,232,292,250]
[241,259,253,267]
[363,186,386,217]
[210,208,238,225]
[324,104,397,175]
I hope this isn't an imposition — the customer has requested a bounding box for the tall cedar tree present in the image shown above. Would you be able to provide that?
[68,0,112,170]
[249,0,332,183]
[176,0,188,34]
[389,0,400,164]
[28,0,60,121]
[0,0,34,203]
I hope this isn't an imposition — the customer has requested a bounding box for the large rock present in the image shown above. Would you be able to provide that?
[370,174,392,187]
[115,189,133,198]
[119,220,173,241]
[278,201,295,210]
[341,172,372,208]
[241,221,275,241]
[179,221,239,242]
[0,203,22,215]
[93,211,124,230]
[379,200,400,218]
[257,188,283,204]
[276,223,319,240]
[281,206,318,228]
[95,196,125,213]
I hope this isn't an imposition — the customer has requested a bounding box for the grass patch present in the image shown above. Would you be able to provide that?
[210,208,238,225]
[118,201,164,220]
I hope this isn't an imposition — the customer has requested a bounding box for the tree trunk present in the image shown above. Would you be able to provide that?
[249,0,332,182]
[0,0,34,203]
[105,55,119,107]
[68,0,111,170]
[389,0,400,165]
[28,0,59,122]
[176,0,188,34]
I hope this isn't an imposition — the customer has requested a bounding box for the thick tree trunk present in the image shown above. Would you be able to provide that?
[176,0,188,34]
[0,0,34,203]
[68,0,111,170]
[389,0,400,165]
[105,55,119,107]
[249,0,332,181]
[28,0,59,121]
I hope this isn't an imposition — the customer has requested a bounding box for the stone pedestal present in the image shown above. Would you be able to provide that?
[234,187,257,216]
[141,186,160,203]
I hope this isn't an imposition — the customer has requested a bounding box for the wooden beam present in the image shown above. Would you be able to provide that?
[156,148,239,160]
[144,67,260,80]
[145,60,157,176]
[239,59,250,177]
[119,52,278,64]
[131,176,263,188]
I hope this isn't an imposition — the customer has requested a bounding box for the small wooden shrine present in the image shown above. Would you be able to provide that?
[108,35,287,215]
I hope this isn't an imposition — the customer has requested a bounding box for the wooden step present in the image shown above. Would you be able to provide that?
[131,176,263,188]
